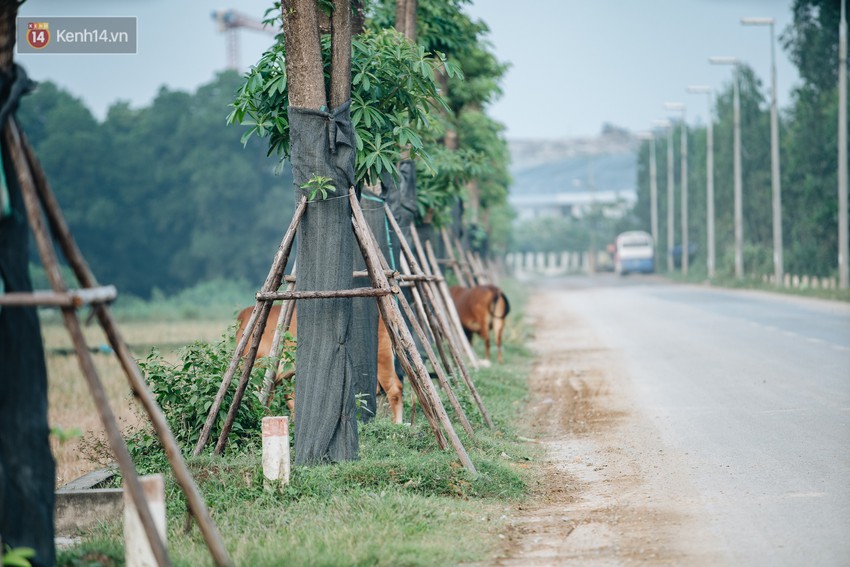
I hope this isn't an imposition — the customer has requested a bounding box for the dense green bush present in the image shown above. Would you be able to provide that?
[127,329,293,469]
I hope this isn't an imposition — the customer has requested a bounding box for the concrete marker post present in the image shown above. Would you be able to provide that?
[262,416,290,490]
[124,474,166,567]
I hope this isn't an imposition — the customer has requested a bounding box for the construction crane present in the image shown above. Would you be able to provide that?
[211,9,276,72]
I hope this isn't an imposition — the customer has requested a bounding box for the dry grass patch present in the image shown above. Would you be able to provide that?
[42,317,232,485]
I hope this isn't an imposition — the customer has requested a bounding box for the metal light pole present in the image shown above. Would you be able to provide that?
[687,85,716,279]
[665,102,688,274]
[663,120,676,272]
[839,0,849,289]
[638,131,660,256]
[742,16,784,286]
[711,56,744,279]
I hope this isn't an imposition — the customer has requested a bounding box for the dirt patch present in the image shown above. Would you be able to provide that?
[492,290,718,566]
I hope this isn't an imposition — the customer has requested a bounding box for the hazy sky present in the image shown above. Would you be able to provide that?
[17,1,801,139]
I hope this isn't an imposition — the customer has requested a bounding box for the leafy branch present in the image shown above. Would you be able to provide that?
[229,28,459,186]
[300,175,336,201]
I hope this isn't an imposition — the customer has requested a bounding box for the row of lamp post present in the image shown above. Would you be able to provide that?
[708,55,744,281]
[643,9,848,289]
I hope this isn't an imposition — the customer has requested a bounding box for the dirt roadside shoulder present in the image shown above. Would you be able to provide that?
[492,288,722,566]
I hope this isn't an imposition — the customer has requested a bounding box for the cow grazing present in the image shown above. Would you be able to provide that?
[449,285,510,363]
[235,305,404,424]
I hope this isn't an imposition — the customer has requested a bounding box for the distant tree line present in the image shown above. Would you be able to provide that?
[635,0,847,279]
[19,71,295,298]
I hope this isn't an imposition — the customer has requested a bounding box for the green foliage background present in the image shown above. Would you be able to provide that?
[19,72,294,298]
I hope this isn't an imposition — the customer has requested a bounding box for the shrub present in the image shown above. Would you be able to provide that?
[127,328,293,468]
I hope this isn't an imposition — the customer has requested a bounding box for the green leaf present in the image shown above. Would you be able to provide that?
[3,547,36,567]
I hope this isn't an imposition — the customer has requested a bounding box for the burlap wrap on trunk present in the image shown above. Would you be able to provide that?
[0,64,56,567]
[289,102,359,464]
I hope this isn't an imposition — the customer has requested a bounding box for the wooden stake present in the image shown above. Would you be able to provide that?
[383,209,492,427]
[424,240,495,429]
[256,286,396,301]
[469,251,490,285]
[373,230,473,437]
[258,279,296,407]
[7,121,172,567]
[215,289,298,454]
[350,189,475,473]
[0,285,116,307]
[411,223,480,369]
[281,270,434,283]
[395,288,474,437]
[454,235,478,286]
[440,227,470,287]
[194,196,306,457]
[399,254,437,347]
[349,206,447,450]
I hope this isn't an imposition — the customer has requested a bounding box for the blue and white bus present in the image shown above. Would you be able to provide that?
[614,230,654,275]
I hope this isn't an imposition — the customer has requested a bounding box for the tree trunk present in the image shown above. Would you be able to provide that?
[394,0,417,41]
[283,0,359,464]
[395,0,407,36]
[0,3,56,564]
[281,0,326,109]
[330,0,351,108]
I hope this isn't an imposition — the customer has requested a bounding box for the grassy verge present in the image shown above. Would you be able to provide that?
[57,277,538,567]
[662,268,850,303]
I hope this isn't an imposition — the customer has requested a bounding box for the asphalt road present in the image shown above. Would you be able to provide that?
[543,274,850,565]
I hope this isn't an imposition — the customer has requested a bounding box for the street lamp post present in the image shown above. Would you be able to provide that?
[661,120,676,272]
[639,131,660,257]
[665,102,688,274]
[839,0,849,289]
[710,56,744,280]
[687,85,716,279]
[742,16,784,286]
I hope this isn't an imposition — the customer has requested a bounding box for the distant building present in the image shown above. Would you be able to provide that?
[508,125,637,221]
[510,189,637,221]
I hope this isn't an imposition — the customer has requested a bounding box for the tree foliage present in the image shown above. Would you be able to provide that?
[18,73,293,298]
[229,25,459,186]
[368,0,511,244]
[781,0,842,94]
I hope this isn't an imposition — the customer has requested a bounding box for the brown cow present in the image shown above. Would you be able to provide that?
[235,305,403,424]
[449,285,510,363]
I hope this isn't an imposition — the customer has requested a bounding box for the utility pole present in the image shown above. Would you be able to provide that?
[687,85,716,279]
[639,130,660,260]
[665,102,687,274]
[649,135,659,255]
[742,16,784,286]
[733,72,743,280]
[839,0,849,289]
[667,123,675,272]
[681,114,688,274]
[711,56,744,280]
[588,157,597,274]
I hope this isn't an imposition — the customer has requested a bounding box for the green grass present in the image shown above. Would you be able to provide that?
[662,267,850,303]
[57,277,538,567]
